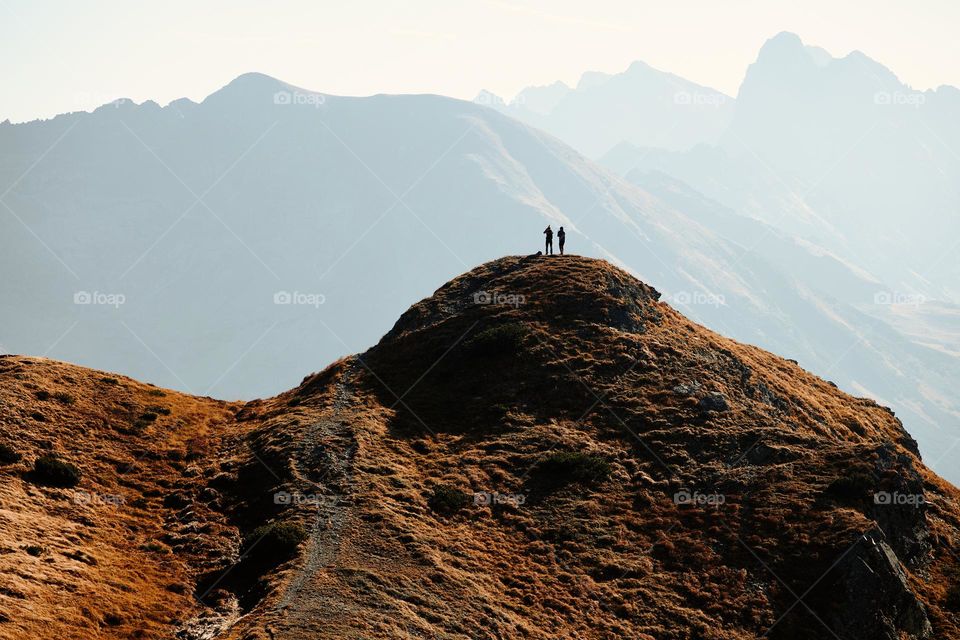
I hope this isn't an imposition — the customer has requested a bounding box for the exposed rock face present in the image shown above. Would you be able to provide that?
[1,256,959,640]
[698,392,729,413]
[830,531,933,640]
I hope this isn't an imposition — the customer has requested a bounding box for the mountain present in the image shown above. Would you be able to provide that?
[624,169,960,473]
[2,256,959,639]
[603,32,960,302]
[2,71,959,485]
[481,60,735,157]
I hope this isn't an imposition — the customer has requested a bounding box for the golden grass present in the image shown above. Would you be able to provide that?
[1,255,958,639]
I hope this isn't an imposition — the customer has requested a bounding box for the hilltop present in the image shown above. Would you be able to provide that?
[1,256,958,639]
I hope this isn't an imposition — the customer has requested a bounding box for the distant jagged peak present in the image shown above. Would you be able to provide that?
[751,31,902,86]
[510,80,572,113]
[575,69,613,91]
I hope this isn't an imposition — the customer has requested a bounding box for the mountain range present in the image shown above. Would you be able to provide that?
[479,59,735,157]
[2,57,959,485]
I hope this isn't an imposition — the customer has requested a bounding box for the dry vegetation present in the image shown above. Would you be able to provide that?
[1,255,959,639]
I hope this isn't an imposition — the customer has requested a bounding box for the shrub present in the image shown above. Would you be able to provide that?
[24,545,44,557]
[32,455,81,487]
[147,389,165,397]
[130,418,154,433]
[146,405,171,416]
[824,470,875,503]
[427,484,471,514]
[947,578,960,611]
[246,522,307,562]
[533,451,611,489]
[139,412,158,422]
[54,392,75,404]
[103,613,123,626]
[165,582,189,594]
[483,403,512,422]
[0,443,20,464]
[100,377,119,385]
[34,390,50,401]
[463,323,529,357]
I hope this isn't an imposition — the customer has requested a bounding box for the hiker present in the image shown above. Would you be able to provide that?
[558,226,566,255]
[543,225,553,255]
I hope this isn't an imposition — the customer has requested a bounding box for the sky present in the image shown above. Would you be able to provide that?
[2,0,959,123]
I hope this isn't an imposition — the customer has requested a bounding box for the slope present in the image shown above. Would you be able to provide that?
[2,256,960,639]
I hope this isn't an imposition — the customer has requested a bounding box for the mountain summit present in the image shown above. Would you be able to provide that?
[2,256,958,639]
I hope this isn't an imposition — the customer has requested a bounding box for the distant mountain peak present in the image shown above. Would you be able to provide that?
[203,71,301,105]
[223,71,288,91]
[765,30,805,48]
[755,31,821,66]
[575,70,613,91]
[625,59,653,74]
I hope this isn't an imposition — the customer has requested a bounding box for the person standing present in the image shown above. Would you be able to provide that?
[557,226,566,255]
[543,225,554,255]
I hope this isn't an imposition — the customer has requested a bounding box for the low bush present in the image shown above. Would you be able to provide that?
[533,451,611,489]
[824,469,876,503]
[463,323,529,357]
[941,566,960,611]
[0,443,20,464]
[428,484,471,514]
[246,521,307,562]
[146,405,171,416]
[32,454,81,487]
[54,392,75,404]
[947,581,960,611]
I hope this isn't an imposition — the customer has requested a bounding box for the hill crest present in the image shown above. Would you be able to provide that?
[0,255,958,639]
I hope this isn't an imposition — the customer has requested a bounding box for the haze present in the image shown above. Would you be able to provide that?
[3,0,960,123]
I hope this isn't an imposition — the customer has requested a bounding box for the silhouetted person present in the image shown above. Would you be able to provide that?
[544,225,553,255]
[558,226,566,255]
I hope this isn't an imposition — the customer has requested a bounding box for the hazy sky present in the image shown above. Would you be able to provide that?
[3,0,958,122]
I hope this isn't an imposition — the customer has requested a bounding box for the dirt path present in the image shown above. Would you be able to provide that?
[268,359,360,635]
